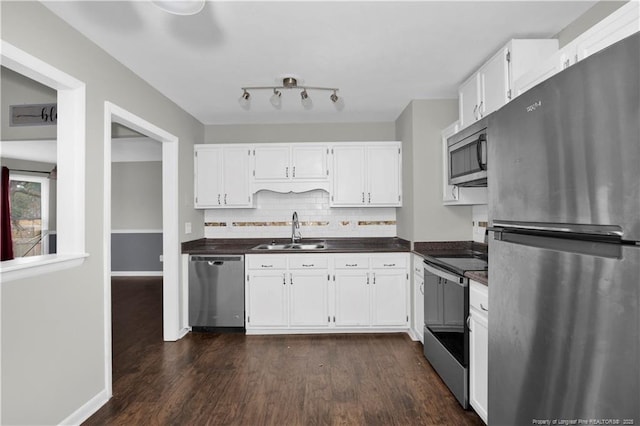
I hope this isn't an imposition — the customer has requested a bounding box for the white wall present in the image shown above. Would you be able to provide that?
[396,99,473,242]
[555,0,628,48]
[0,2,204,424]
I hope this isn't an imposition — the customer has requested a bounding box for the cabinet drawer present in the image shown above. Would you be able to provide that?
[246,256,287,270]
[334,258,369,269]
[288,256,329,269]
[370,256,407,269]
[470,280,489,315]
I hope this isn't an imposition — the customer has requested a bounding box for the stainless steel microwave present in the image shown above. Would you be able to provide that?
[447,118,487,187]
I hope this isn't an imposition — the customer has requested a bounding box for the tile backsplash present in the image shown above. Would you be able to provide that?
[472,204,488,243]
[204,189,396,239]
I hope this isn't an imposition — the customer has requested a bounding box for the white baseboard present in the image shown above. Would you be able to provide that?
[245,327,411,335]
[111,271,163,277]
[59,388,110,426]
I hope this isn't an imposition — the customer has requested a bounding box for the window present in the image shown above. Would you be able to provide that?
[9,173,50,257]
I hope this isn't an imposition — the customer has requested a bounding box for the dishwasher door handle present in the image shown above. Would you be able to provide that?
[208,260,224,266]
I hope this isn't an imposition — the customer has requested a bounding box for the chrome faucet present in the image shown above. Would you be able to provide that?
[291,211,302,243]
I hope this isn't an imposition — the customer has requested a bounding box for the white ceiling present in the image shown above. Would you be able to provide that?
[42,1,597,125]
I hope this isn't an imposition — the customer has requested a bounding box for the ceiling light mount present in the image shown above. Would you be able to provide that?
[239,76,343,110]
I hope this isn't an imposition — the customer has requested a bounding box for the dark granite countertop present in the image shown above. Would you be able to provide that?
[182,237,411,255]
[465,270,488,286]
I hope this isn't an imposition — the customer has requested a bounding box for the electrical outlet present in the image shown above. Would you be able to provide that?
[159,255,163,262]
[185,222,192,234]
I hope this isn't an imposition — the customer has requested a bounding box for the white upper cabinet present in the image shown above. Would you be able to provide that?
[458,39,558,130]
[515,2,639,98]
[253,145,290,181]
[194,144,253,209]
[252,143,329,192]
[330,142,402,207]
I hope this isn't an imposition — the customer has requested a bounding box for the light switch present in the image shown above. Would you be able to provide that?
[185,222,192,234]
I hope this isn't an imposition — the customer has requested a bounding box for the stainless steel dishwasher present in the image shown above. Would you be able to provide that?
[188,255,245,331]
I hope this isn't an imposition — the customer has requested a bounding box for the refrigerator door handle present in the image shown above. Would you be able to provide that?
[492,220,623,238]
[494,230,623,259]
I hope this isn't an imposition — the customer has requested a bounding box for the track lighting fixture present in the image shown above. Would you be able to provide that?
[239,76,343,110]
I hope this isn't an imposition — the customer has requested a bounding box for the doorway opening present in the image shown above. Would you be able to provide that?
[103,102,183,399]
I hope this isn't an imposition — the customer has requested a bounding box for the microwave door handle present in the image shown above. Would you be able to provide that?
[476,134,487,171]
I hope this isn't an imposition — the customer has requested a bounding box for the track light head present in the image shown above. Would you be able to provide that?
[238,90,251,110]
[300,89,313,109]
[270,89,282,109]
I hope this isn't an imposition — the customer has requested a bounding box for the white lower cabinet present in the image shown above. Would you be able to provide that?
[246,253,409,333]
[469,279,488,424]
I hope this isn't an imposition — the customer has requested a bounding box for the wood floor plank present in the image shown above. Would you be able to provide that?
[84,278,484,425]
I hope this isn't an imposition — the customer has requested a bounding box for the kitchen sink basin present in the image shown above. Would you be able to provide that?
[252,241,326,250]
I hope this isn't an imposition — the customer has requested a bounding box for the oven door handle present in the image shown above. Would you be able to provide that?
[423,262,467,287]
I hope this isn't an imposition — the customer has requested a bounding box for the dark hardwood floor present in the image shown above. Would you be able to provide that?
[85,277,483,425]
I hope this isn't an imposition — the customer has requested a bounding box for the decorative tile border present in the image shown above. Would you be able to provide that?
[229,221,330,227]
[473,221,488,228]
[204,222,227,227]
[357,220,397,226]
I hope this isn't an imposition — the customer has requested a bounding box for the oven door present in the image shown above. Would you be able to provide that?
[448,125,487,187]
[423,261,469,408]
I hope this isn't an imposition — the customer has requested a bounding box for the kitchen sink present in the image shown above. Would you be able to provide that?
[252,241,326,250]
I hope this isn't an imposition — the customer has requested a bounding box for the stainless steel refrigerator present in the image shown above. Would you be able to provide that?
[488,32,639,425]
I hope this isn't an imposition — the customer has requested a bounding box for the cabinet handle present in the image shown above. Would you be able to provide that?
[372,273,376,284]
[480,303,488,312]
[368,192,371,203]
[286,166,289,178]
[346,263,357,267]
[302,264,314,267]
[420,282,424,294]
[366,273,370,285]
[282,273,286,285]
[473,104,478,120]
[383,263,395,267]
[467,315,472,331]
[290,273,293,285]
[224,194,227,205]
[261,264,273,268]
[478,101,484,117]
[292,166,296,177]
[452,186,457,200]
[217,194,221,205]
[362,192,365,203]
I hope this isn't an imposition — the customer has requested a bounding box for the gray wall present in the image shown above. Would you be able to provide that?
[1,2,204,425]
[395,99,472,242]
[555,0,628,48]
[111,161,162,230]
[205,121,396,143]
[111,161,163,273]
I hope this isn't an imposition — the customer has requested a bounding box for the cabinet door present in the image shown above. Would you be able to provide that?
[222,146,252,207]
[458,73,480,129]
[371,269,407,326]
[194,146,222,208]
[334,270,369,326]
[441,122,459,203]
[575,2,639,62]
[330,145,366,206]
[480,48,509,117]
[469,311,489,424]
[253,145,290,180]
[367,144,401,206]
[291,144,328,180]
[247,271,288,327]
[289,270,330,327]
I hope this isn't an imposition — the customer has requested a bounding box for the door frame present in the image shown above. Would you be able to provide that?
[103,102,184,398]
